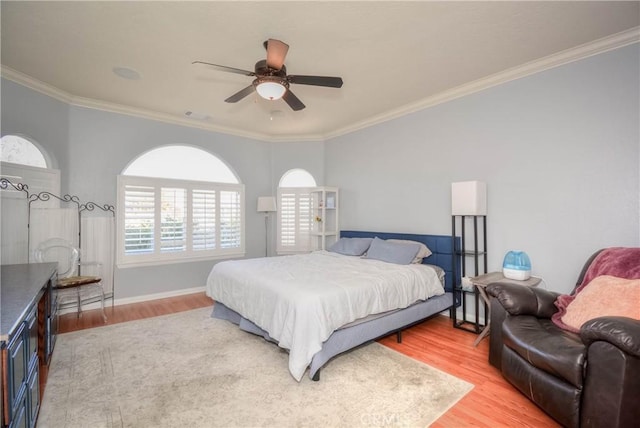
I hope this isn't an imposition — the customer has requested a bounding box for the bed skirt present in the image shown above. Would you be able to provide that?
[212,292,453,380]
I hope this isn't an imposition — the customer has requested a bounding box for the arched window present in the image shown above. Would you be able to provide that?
[1,135,48,168]
[0,134,59,196]
[279,168,317,187]
[277,169,318,254]
[117,145,244,266]
[123,145,238,183]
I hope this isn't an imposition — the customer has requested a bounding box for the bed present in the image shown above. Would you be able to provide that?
[206,230,460,381]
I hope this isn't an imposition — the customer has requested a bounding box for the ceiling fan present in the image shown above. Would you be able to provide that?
[193,39,343,111]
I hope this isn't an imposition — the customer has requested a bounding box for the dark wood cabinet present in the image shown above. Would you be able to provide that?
[26,308,38,375]
[26,361,38,428]
[37,274,57,368]
[6,323,26,421]
[1,264,57,428]
[7,393,26,428]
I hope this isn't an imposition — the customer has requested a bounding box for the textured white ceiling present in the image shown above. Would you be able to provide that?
[1,1,639,141]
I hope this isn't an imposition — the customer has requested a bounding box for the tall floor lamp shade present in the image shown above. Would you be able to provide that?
[451,181,487,215]
[257,196,277,256]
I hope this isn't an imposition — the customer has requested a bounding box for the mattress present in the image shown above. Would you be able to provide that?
[206,250,445,380]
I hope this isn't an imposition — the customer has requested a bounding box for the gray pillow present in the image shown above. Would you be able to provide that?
[386,239,432,263]
[365,237,421,265]
[328,237,373,256]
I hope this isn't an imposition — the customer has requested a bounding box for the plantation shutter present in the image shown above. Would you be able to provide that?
[298,192,312,249]
[160,187,186,252]
[124,185,155,254]
[220,190,242,249]
[277,187,313,254]
[192,190,216,250]
[117,176,244,265]
[279,191,296,248]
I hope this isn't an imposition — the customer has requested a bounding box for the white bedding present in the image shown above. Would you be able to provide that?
[205,250,445,381]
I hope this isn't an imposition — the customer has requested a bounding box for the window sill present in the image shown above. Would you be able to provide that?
[117,252,245,269]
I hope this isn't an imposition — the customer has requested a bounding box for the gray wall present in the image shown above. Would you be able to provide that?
[269,141,325,188]
[1,79,69,174]
[325,44,640,294]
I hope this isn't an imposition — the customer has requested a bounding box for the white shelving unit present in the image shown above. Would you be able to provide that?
[310,187,339,250]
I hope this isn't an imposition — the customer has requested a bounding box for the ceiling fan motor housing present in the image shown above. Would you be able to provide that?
[254,60,287,77]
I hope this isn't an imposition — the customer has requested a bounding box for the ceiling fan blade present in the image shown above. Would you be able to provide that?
[265,39,289,70]
[288,75,343,88]
[224,85,255,103]
[192,61,255,76]
[282,89,305,111]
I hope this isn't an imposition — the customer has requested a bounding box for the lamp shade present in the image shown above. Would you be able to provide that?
[451,181,487,215]
[255,82,286,100]
[257,196,277,213]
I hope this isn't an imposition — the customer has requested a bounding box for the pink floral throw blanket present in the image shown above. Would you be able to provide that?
[552,247,640,332]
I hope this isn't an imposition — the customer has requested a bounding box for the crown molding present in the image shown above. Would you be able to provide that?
[1,66,74,104]
[71,96,325,143]
[3,26,638,143]
[74,96,325,143]
[70,95,270,142]
[324,26,640,140]
[0,66,272,142]
[1,65,325,143]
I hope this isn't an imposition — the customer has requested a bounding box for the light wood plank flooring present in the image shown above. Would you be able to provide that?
[59,293,558,427]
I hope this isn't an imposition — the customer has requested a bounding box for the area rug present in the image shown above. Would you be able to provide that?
[38,307,473,427]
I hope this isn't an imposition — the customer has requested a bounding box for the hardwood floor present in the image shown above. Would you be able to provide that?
[58,292,214,333]
[378,319,559,427]
[59,293,559,427]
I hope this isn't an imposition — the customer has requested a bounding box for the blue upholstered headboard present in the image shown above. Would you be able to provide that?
[340,230,461,293]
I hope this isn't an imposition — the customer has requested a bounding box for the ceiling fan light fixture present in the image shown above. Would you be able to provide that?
[255,80,287,101]
[197,39,341,111]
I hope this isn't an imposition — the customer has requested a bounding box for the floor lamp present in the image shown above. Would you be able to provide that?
[257,196,277,257]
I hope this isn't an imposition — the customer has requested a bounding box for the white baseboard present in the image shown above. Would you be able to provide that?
[57,286,207,315]
[113,286,207,306]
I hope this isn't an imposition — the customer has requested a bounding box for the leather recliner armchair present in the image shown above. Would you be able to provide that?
[486,250,640,428]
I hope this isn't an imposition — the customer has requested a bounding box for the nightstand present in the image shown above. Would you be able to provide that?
[471,272,542,346]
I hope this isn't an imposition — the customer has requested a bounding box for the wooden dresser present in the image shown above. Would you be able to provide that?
[1,263,57,428]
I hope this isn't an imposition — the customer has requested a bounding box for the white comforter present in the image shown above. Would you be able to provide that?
[205,251,444,381]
